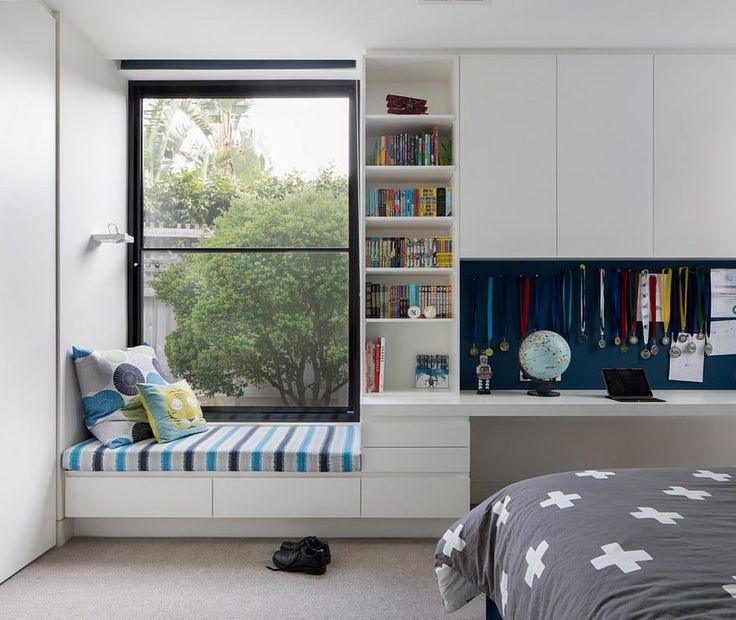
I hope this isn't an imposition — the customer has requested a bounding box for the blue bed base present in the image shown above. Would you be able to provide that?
[486,596,503,620]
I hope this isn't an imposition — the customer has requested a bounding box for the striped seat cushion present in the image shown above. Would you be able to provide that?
[62,424,360,473]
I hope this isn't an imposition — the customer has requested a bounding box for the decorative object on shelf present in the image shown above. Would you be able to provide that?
[386,94,428,115]
[365,338,386,393]
[366,186,452,217]
[416,354,449,389]
[407,306,422,319]
[518,330,571,397]
[475,354,492,394]
[91,223,134,245]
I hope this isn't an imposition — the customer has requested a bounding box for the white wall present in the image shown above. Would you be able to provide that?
[56,14,128,536]
[471,417,736,503]
[0,0,56,583]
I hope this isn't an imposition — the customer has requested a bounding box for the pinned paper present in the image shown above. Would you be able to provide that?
[706,320,736,356]
[668,336,705,383]
[710,269,736,318]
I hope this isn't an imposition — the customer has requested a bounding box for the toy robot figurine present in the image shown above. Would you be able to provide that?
[476,354,492,394]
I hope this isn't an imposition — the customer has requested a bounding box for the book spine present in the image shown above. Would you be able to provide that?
[379,337,386,393]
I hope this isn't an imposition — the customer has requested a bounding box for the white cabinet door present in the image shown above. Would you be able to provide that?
[654,55,736,257]
[557,55,654,258]
[460,55,557,258]
[0,2,56,584]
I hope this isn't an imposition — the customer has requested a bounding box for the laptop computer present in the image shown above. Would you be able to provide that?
[601,368,665,403]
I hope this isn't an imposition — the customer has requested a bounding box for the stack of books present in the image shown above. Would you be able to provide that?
[366,187,452,217]
[366,236,453,269]
[365,282,453,319]
[364,338,386,393]
[372,126,442,166]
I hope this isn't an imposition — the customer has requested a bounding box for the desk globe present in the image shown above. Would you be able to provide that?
[518,330,571,397]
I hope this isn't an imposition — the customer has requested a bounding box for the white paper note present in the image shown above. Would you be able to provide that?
[706,320,736,356]
[710,269,736,318]
[668,336,705,383]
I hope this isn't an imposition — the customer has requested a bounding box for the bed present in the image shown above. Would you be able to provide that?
[435,467,736,619]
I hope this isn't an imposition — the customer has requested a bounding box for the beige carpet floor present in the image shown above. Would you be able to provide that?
[0,538,485,620]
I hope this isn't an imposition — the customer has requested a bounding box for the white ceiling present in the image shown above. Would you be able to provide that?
[47,0,736,60]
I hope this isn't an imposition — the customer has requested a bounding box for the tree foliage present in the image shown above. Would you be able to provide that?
[152,170,349,406]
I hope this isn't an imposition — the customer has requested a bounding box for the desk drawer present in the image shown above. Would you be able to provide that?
[65,476,212,518]
[362,447,469,473]
[362,421,469,447]
[361,476,469,518]
[213,477,360,518]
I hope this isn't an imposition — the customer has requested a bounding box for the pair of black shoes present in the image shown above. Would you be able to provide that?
[269,536,331,575]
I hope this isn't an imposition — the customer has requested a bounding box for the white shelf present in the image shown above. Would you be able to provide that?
[365,318,455,324]
[366,114,455,134]
[365,267,453,275]
[365,216,454,230]
[365,165,456,183]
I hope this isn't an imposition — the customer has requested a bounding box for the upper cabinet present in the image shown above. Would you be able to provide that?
[459,54,557,258]
[557,54,654,258]
[654,55,736,258]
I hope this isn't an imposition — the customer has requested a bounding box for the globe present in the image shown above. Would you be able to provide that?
[518,330,571,396]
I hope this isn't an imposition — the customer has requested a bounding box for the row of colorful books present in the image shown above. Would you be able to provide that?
[366,236,453,269]
[366,187,453,218]
[365,282,453,319]
[365,337,386,393]
[371,127,443,166]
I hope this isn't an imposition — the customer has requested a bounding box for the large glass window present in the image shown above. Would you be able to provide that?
[129,82,358,419]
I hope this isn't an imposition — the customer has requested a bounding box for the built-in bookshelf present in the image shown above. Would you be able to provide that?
[361,54,460,396]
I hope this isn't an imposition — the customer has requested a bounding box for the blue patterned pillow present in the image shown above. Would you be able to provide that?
[72,344,170,447]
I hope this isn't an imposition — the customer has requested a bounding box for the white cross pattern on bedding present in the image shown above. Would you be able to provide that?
[62,424,361,473]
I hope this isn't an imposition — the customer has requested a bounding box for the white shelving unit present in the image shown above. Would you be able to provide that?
[362,53,460,398]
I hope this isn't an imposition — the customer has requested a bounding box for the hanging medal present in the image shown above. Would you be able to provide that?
[485,277,494,357]
[518,275,531,343]
[677,267,689,344]
[597,268,607,348]
[660,268,672,346]
[578,264,588,343]
[469,277,480,357]
[686,269,698,354]
[648,274,659,356]
[639,269,651,359]
[619,269,629,353]
[498,276,510,352]
[628,269,640,346]
[611,269,621,346]
[562,269,573,343]
[704,268,713,356]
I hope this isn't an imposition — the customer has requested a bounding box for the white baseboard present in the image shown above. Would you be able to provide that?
[56,518,74,547]
[471,481,511,505]
[73,517,455,539]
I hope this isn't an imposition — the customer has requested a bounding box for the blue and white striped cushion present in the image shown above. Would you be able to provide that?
[62,424,361,473]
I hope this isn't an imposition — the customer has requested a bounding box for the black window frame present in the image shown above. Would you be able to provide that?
[127,79,360,422]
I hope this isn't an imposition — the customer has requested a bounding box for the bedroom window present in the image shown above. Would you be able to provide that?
[128,81,359,421]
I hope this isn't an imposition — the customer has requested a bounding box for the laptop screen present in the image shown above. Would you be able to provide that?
[601,368,653,397]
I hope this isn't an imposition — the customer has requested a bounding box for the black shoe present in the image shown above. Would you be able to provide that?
[280,536,331,564]
[270,545,326,575]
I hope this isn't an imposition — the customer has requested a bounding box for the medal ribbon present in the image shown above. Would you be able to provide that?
[704,268,712,338]
[649,274,658,344]
[640,269,650,347]
[562,270,573,341]
[518,275,531,338]
[498,276,508,341]
[678,266,689,335]
[620,269,629,342]
[598,268,606,339]
[534,275,548,331]
[487,277,494,346]
[579,265,587,338]
[660,268,672,336]
[470,277,479,350]
[611,269,621,341]
[628,269,639,340]
[551,275,561,333]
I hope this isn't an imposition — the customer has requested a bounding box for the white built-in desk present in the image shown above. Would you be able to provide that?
[362,390,736,417]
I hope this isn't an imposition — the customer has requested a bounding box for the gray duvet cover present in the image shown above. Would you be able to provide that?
[435,467,736,619]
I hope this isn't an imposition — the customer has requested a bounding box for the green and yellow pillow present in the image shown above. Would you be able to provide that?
[136,380,207,443]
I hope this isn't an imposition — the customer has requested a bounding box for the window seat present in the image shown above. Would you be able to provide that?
[62,424,361,473]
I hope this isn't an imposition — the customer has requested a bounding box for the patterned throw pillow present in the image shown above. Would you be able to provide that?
[72,344,169,447]
[136,380,207,443]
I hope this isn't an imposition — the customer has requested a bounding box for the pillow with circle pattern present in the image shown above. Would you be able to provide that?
[136,379,207,443]
[72,344,170,448]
